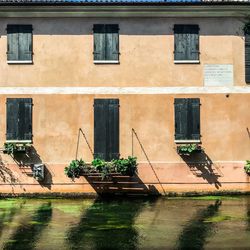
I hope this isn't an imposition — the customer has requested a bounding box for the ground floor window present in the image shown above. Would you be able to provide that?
[6,98,33,142]
[174,98,200,142]
[94,99,119,161]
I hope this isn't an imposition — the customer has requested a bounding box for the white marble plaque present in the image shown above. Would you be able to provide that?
[204,64,233,86]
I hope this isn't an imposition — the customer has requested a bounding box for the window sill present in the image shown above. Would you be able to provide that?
[6,140,32,144]
[175,140,201,144]
[7,60,33,64]
[94,60,119,64]
[174,60,200,64]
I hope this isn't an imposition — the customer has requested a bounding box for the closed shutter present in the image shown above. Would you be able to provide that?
[19,25,32,61]
[174,98,188,140]
[7,25,32,62]
[107,99,119,160]
[93,24,106,61]
[94,99,107,160]
[245,32,250,83]
[7,25,19,61]
[93,24,119,61]
[94,99,119,161]
[106,24,119,61]
[6,98,32,141]
[6,99,19,140]
[174,25,199,61]
[189,98,200,140]
[174,98,200,140]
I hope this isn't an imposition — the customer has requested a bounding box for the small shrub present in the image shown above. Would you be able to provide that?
[113,156,137,176]
[244,160,250,175]
[64,159,86,179]
[65,156,138,180]
[3,142,30,155]
[177,144,201,156]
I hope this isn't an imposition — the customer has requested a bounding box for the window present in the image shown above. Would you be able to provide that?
[174,98,200,142]
[94,99,119,161]
[93,24,119,63]
[6,98,33,142]
[245,27,250,83]
[7,25,33,63]
[174,25,199,63]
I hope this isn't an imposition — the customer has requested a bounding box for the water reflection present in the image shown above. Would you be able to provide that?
[176,200,222,250]
[3,202,52,250]
[0,200,24,239]
[67,198,150,250]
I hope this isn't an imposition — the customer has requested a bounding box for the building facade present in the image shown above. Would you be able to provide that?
[0,1,249,195]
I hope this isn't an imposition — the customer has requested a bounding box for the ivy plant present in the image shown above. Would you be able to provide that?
[244,160,250,175]
[177,144,201,156]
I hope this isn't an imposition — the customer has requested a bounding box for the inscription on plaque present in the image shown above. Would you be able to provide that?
[204,64,233,86]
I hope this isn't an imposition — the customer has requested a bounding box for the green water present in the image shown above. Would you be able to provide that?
[0,196,250,249]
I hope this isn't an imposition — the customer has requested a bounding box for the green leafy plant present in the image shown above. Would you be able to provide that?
[3,142,30,155]
[177,144,201,156]
[113,156,137,176]
[244,160,250,175]
[64,159,86,180]
[65,156,138,180]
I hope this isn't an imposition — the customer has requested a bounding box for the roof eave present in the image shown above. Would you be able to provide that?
[0,4,249,17]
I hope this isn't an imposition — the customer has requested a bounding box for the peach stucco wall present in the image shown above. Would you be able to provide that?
[0,94,248,195]
[0,17,247,87]
[0,16,249,195]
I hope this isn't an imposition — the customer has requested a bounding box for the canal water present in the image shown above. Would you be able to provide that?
[0,196,250,249]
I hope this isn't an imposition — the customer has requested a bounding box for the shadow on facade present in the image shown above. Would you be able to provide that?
[11,146,53,190]
[176,200,222,250]
[67,197,157,250]
[3,202,52,250]
[180,151,222,189]
[84,173,159,196]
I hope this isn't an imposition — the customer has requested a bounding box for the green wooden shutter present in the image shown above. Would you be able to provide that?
[94,99,119,161]
[106,24,119,61]
[6,98,19,140]
[245,32,250,83]
[94,99,106,159]
[174,25,199,61]
[174,98,188,140]
[107,99,119,160]
[93,24,106,61]
[6,98,32,141]
[7,25,32,62]
[19,25,32,61]
[18,98,33,141]
[189,98,200,140]
[7,25,19,61]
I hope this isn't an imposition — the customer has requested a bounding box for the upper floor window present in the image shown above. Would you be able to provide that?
[245,25,250,84]
[174,25,199,63]
[93,24,119,64]
[174,98,200,142]
[7,25,33,64]
[6,98,33,142]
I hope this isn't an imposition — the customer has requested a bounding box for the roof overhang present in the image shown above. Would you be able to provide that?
[0,4,249,18]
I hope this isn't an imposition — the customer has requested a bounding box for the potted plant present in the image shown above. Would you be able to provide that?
[244,160,250,175]
[64,156,138,180]
[177,144,202,156]
[3,142,31,155]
